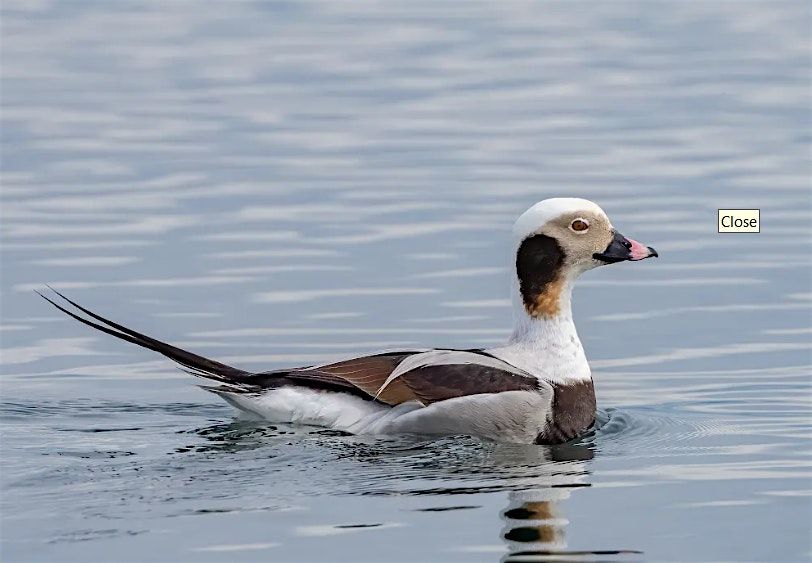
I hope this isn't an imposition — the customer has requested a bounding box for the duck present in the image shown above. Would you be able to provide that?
[39,197,657,445]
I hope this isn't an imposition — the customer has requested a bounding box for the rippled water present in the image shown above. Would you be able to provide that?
[2,1,811,561]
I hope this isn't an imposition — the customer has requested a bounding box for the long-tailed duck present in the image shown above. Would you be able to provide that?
[39,198,657,445]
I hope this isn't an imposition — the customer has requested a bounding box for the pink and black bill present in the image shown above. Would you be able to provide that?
[593,231,658,264]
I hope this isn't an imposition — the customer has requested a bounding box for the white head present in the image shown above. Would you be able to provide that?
[512,198,657,319]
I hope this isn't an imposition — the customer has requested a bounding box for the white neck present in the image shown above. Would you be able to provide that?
[487,276,592,384]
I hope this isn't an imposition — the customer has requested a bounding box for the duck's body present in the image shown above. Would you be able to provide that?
[41,198,656,445]
[210,347,594,445]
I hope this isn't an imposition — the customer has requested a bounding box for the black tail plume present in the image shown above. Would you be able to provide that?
[37,286,252,384]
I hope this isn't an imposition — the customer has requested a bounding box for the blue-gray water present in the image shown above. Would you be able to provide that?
[2,2,811,561]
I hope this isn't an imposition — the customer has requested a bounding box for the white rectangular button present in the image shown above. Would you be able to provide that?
[718,209,760,233]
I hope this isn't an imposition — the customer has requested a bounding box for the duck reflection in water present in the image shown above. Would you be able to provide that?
[498,441,592,562]
[490,441,642,562]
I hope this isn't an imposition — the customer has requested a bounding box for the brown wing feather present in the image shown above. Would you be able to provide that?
[287,352,541,406]
[290,353,419,405]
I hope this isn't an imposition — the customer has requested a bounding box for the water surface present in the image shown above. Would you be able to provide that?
[2,1,811,561]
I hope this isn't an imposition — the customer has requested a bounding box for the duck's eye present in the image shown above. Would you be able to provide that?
[570,219,589,232]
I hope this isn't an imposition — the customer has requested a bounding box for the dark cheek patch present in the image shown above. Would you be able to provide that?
[516,234,565,318]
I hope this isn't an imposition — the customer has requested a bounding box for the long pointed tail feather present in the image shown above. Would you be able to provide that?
[38,287,252,384]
